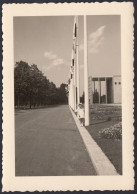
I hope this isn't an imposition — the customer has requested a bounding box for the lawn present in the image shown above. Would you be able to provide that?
[86,104,122,175]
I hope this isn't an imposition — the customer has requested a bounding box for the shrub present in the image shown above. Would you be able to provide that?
[99,122,122,140]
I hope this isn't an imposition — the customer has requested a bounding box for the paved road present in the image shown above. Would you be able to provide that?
[15,105,96,176]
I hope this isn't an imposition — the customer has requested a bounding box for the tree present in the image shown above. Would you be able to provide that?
[14,60,69,108]
[14,61,31,107]
[58,83,68,104]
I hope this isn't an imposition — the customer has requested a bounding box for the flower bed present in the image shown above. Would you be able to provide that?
[99,122,122,140]
[86,105,122,174]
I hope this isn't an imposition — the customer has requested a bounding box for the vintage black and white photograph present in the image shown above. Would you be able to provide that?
[2,3,134,191]
[14,15,122,176]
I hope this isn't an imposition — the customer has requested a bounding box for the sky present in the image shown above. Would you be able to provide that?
[14,15,121,95]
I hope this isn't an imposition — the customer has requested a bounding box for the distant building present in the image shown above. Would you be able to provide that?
[88,75,121,104]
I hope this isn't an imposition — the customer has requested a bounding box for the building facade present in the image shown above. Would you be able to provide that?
[88,75,121,104]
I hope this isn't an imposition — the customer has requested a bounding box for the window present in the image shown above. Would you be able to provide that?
[115,82,117,85]
[119,82,121,85]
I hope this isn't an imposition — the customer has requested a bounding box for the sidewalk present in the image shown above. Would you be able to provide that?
[15,105,96,176]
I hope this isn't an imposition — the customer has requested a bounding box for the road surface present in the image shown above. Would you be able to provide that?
[15,105,96,176]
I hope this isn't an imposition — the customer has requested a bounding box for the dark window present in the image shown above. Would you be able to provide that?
[119,82,121,85]
[115,82,117,85]
[72,59,74,66]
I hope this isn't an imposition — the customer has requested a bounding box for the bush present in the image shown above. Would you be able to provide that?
[99,122,122,140]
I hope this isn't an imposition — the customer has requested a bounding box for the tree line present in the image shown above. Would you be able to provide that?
[14,61,68,109]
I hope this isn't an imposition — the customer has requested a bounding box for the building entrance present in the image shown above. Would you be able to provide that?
[88,76,121,104]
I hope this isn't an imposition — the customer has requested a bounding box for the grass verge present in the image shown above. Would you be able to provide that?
[86,104,122,175]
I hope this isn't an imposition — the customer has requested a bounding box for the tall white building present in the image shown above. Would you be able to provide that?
[88,75,121,104]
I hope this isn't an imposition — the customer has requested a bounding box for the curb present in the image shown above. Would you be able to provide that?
[69,107,119,176]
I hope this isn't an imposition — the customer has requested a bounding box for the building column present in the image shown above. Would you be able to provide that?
[84,15,89,126]
[73,59,77,112]
[76,16,80,106]
[91,78,93,104]
[93,80,95,104]
[100,80,101,103]
[98,78,100,104]
[105,77,108,104]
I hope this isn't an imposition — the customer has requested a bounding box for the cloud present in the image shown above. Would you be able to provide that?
[89,26,106,40]
[44,51,57,60]
[79,25,106,54]
[52,58,64,67]
[89,25,106,54]
[44,51,67,71]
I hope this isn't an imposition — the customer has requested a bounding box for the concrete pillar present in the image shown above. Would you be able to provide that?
[93,81,95,104]
[76,16,80,107]
[91,78,93,104]
[73,59,77,112]
[98,78,100,104]
[84,15,89,126]
[105,77,108,104]
[100,80,101,103]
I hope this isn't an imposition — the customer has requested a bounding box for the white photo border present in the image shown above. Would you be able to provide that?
[2,2,134,191]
